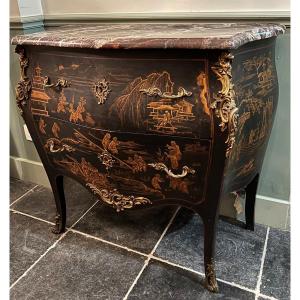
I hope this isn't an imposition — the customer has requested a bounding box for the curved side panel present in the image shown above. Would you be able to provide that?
[223,38,279,193]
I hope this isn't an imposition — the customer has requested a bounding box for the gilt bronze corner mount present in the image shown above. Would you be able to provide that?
[211,52,239,157]
[15,45,31,115]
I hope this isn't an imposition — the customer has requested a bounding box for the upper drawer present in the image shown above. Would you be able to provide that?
[27,48,212,139]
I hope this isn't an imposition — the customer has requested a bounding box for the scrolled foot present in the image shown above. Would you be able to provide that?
[204,278,219,293]
[51,214,65,234]
[204,259,219,293]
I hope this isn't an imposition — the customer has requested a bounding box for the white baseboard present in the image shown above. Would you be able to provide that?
[255,194,289,230]
[10,156,50,188]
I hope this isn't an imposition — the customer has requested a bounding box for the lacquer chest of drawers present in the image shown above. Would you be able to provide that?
[12,23,284,292]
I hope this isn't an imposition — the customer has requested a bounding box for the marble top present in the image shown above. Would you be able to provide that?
[11,23,285,50]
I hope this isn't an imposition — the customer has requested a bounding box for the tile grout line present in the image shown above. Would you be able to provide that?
[150,254,257,295]
[257,293,278,300]
[10,197,99,228]
[10,185,39,207]
[68,200,99,229]
[151,254,205,275]
[122,206,180,300]
[67,222,264,296]
[9,229,68,289]
[10,205,276,298]
[10,200,99,290]
[148,206,181,256]
[65,222,279,298]
[69,228,148,258]
[10,206,149,259]
[150,255,275,299]
[10,209,55,226]
[123,259,151,300]
[255,227,271,300]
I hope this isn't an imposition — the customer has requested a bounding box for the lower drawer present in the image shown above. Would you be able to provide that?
[34,116,211,209]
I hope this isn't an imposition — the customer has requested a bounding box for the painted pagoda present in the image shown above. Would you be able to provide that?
[31,65,51,116]
[147,98,195,133]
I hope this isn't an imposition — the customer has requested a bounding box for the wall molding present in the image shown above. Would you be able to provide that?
[10,11,290,29]
[42,11,291,20]
[43,11,291,28]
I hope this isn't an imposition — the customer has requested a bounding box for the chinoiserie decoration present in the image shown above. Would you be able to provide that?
[43,76,70,89]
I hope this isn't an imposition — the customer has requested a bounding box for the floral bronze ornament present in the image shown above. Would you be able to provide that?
[92,79,111,104]
[98,150,115,170]
[140,86,192,99]
[15,45,32,114]
[86,184,152,212]
[211,52,239,157]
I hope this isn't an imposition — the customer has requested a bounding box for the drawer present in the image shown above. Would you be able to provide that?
[34,116,211,209]
[27,48,212,139]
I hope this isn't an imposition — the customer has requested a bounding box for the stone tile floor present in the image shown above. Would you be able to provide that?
[10,177,290,300]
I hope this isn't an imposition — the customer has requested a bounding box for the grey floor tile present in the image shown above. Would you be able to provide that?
[260,228,290,299]
[10,231,145,300]
[155,208,267,289]
[11,177,97,227]
[10,177,36,204]
[73,203,178,254]
[10,211,59,285]
[128,260,255,300]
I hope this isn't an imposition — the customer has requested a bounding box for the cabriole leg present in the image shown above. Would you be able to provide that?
[245,173,259,231]
[202,215,219,293]
[49,175,66,234]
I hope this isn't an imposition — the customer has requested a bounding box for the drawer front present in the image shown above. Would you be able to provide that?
[28,48,212,139]
[34,115,211,209]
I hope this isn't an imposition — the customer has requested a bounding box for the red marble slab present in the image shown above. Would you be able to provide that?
[11,23,285,50]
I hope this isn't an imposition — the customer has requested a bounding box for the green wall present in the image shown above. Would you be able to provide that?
[258,30,290,201]
[10,28,41,162]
